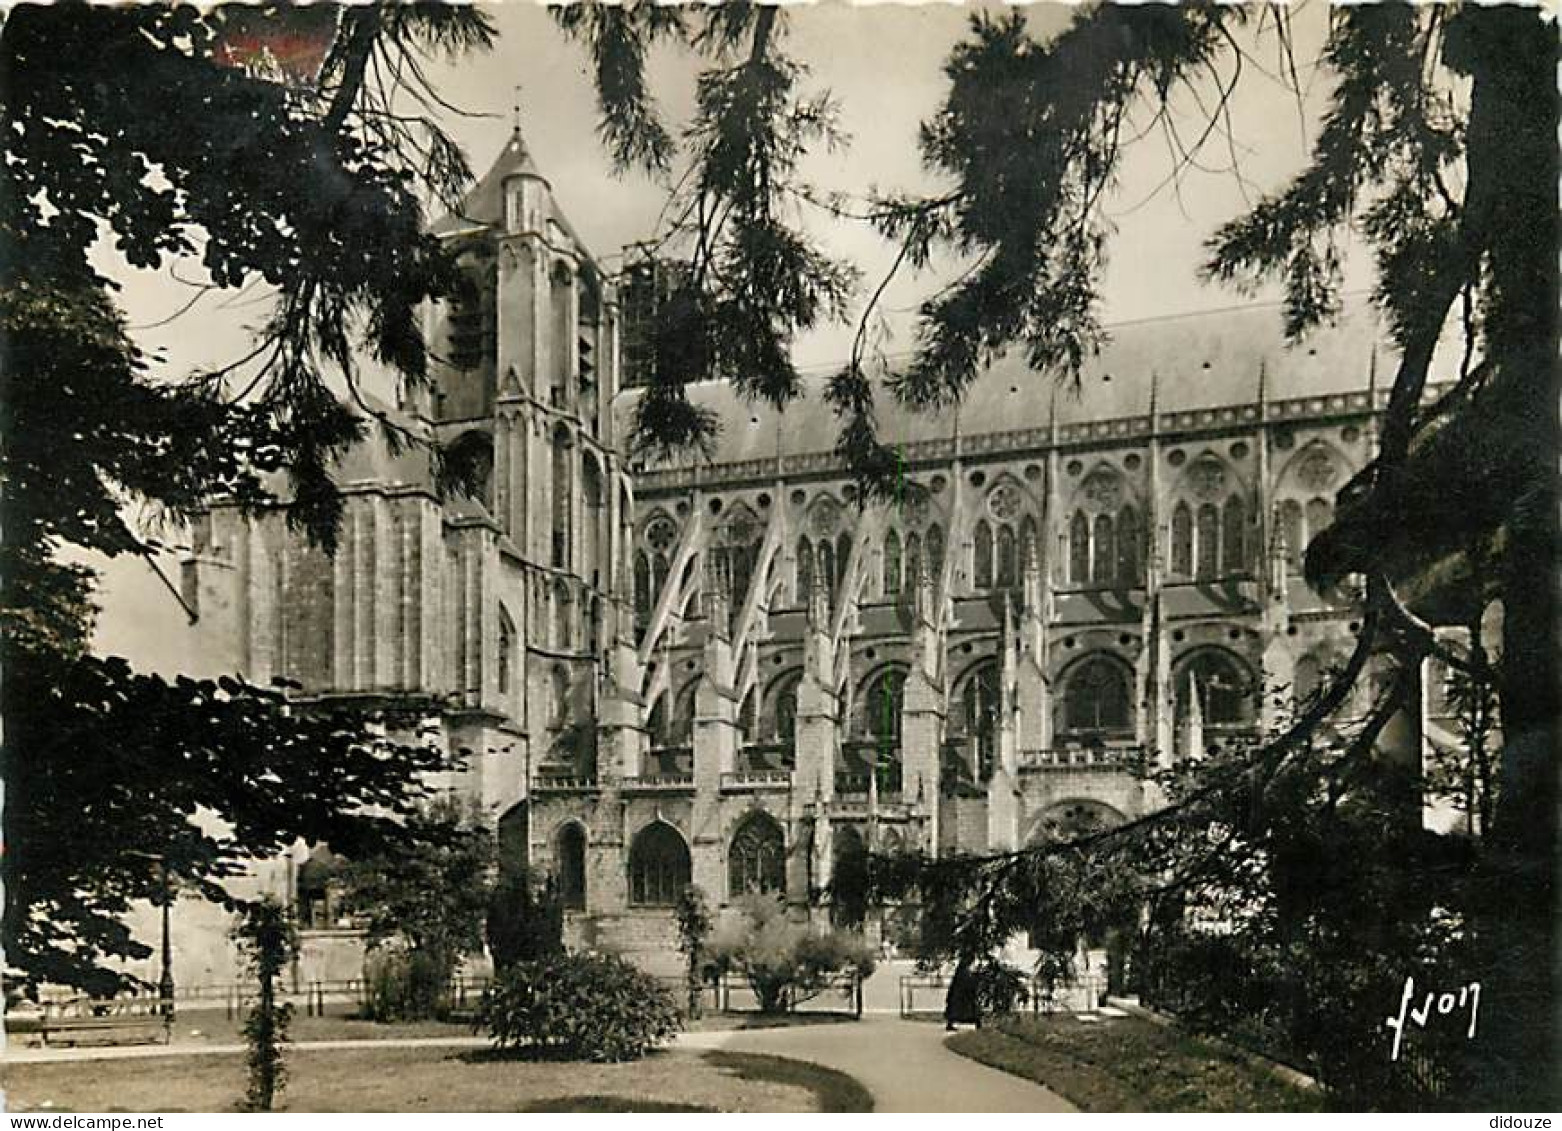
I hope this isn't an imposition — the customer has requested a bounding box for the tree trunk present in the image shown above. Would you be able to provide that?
[1460,9,1559,1107]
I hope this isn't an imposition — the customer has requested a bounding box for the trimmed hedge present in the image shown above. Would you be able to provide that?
[481,953,682,1061]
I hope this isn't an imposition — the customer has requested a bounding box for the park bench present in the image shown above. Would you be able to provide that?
[39,995,172,1047]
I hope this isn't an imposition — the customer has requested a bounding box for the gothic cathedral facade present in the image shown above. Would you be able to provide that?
[174,133,1459,981]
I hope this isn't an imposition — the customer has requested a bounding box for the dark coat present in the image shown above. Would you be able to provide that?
[944,961,981,1025]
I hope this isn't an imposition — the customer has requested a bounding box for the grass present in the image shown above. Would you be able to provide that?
[946,1014,1325,1113]
[11,1006,853,1051]
[705,1050,875,1113]
[1,1045,866,1113]
[685,1010,859,1033]
[522,1097,715,1112]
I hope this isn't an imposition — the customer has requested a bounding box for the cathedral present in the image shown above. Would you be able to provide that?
[168,131,1460,983]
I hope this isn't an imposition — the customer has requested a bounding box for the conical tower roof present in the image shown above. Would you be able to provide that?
[431,126,546,236]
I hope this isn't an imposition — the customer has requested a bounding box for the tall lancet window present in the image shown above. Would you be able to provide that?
[973,520,994,589]
[1117,506,1140,584]
[819,540,836,598]
[1195,503,1220,579]
[883,530,902,596]
[1171,502,1194,577]
[633,552,652,622]
[551,426,572,569]
[905,531,923,590]
[796,536,814,602]
[1222,495,1247,574]
[1091,514,1115,583]
[926,524,945,580]
[996,525,1017,588]
[1069,512,1091,584]
[497,607,516,697]
[1279,499,1305,568]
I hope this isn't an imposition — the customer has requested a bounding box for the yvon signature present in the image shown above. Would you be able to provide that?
[1385,975,1481,1062]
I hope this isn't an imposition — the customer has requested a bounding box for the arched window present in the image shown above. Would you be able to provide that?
[1069,511,1090,584]
[796,536,814,601]
[861,668,905,746]
[555,823,587,910]
[996,525,1017,588]
[551,427,572,569]
[581,456,603,578]
[652,552,670,600]
[550,664,570,730]
[633,552,652,622]
[960,662,1000,780]
[973,520,994,589]
[728,812,785,897]
[497,607,516,697]
[775,677,800,748]
[1063,656,1133,734]
[1176,650,1255,726]
[1117,506,1140,584]
[1091,513,1115,583]
[629,821,690,906]
[1020,515,1040,573]
[819,540,836,598]
[1279,499,1305,568]
[671,679,697,745]
[554,579,572,649]
[926,525,945,580]
[1195,503,1220,579]
[836,532,852,592]
[904,531,922,589]
[883,530,903,596]
[1222,495,1246,574]
[1306,497,1333,542]
[1171,503,1194,577]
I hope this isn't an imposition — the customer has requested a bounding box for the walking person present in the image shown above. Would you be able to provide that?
[944,955,980,1032]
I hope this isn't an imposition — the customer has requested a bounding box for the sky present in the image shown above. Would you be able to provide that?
[95,0,1375,664]
[114,1,1367,378]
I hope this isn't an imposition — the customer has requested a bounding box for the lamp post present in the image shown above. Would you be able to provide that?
[158,861,176,1018]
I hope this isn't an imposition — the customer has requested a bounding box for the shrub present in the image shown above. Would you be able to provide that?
[362,946,450,1022]
[481,952,681,1061]
[486,865,564,972]
[708,896,876,1013]
[674,885,714,1018]
[232,897,299,1112]
[340,796,495,1020]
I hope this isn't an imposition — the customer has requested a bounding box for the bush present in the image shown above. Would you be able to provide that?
[709,896,876,1013]
[232,897,299,1112]
[486,866,564,972]
[363,946,451,1022]
[481,953,681,1061]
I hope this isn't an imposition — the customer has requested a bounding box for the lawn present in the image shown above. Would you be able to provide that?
[9,1006,858,1051]
[946,1014,1325,1112]
[1,1046,867,1113]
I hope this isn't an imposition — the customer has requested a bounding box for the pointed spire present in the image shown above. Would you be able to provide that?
[1184,675,1205,761]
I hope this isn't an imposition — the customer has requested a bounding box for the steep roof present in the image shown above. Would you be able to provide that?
[431,128,544,236]
[616,303,1428,469]
[430,130,597,271]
